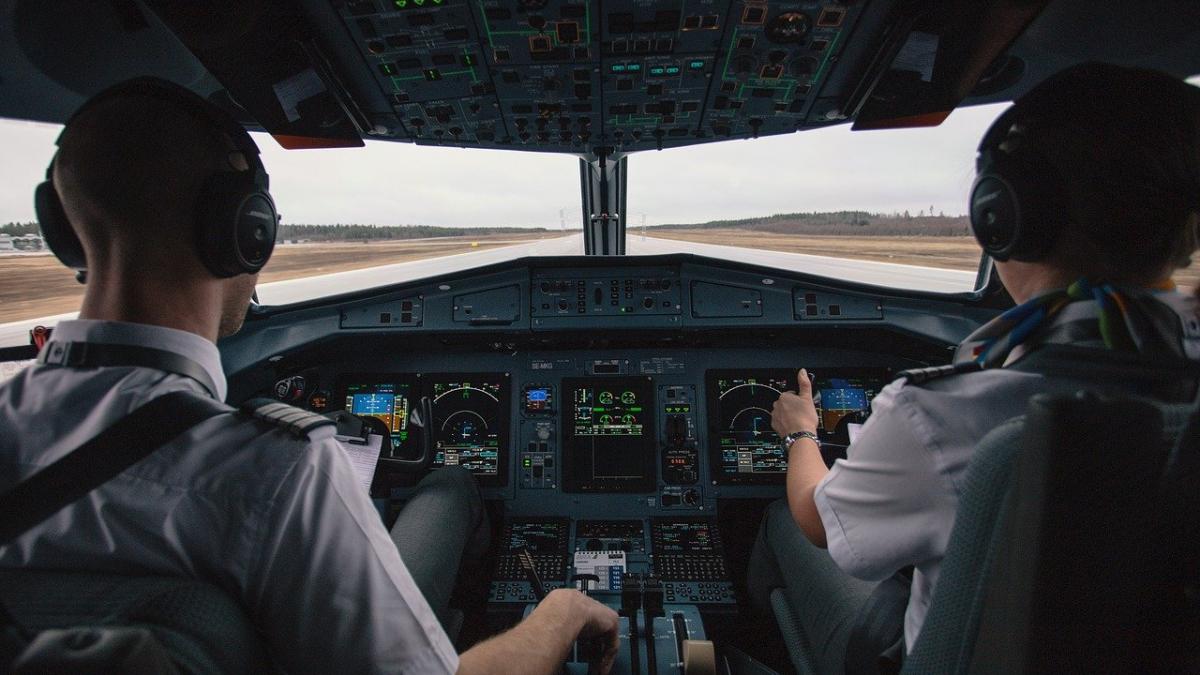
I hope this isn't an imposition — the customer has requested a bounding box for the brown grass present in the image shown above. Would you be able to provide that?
[649,229,1200,292]
[0,233,564,324]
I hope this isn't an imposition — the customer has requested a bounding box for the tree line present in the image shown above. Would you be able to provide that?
[5,211,972,240]
[1,221,548,242]
[651,210,972,237]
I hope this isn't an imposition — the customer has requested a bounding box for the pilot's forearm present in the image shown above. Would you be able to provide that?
[786,438,829,548]
[457,590,586,675]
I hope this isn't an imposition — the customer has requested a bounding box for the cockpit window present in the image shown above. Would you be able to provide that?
[2,86,1197,346]
[624,103,1008,294]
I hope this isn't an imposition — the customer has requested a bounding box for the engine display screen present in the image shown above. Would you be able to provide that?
[344,380,418,459]
[428,374,510,478]
[562,377,656,493]
[707,368,891,483]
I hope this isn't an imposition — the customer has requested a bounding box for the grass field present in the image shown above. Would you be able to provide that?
[0,232,564,324]
[651,228,1200,292]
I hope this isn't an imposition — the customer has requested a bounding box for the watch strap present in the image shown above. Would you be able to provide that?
[783,430,820,450]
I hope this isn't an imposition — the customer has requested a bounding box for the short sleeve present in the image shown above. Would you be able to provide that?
[245,435,459,674]
[813,382,959,581]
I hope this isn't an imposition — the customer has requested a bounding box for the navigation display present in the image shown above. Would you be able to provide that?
[343,380,419,459]
[562,377,656,493]
[428,373,510,478]
[707,368,891,483]
[707,370,797,482]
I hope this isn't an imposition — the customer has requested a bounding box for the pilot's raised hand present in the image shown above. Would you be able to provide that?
[771,369,818,437]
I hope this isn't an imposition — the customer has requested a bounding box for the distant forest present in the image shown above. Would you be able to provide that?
[0,222,547,242]
[652,210,972,237]
[0,222,39,236]
[3,211,972,241]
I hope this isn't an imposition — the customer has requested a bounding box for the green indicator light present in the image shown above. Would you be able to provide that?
[649,66,665,76]
[665,66,681,75]
[689,60,705,70]
[627,63,642,72]
[379,63,397,76]
[611,64,627,73]
[393,0,407,7]
[413,0,425,5]
[523,458,532,467]
[432,0,444,4]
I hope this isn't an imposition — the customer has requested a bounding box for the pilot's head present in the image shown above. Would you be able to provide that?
[46,79,276,338]
[970,62,1200,302]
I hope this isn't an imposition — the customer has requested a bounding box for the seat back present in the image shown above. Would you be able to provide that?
[969,393,1199,674]
[899,416,1026,674]
[903,391,1199,674]
[0,570,270,675]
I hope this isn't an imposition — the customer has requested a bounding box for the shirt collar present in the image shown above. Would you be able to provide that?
[45,320,228,401]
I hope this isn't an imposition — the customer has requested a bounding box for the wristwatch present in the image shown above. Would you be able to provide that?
[782,430,820,451]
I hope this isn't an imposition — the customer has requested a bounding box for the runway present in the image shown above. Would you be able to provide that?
[0,234,976,349]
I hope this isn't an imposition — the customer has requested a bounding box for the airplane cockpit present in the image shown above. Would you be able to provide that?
[2,1,1199,673]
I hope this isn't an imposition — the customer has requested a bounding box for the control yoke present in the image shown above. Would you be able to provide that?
[394,395,435,473]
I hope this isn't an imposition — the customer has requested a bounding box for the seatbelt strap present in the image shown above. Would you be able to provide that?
[37,342,221,399]
[0,390,231,546]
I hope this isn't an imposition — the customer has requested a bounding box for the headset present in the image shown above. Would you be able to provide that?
[34,77,278,280]
[970,66,1200,264]
[967,91,1068,263]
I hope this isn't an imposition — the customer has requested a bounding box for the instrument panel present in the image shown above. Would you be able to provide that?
[240,258,970,621]
[332,0,872,153]
[323,358,895,498]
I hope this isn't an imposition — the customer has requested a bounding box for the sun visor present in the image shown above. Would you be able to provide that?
[143,1,365,149]
[849,0,1049,131]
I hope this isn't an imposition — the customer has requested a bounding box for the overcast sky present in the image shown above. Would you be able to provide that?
[0,103,1010,229]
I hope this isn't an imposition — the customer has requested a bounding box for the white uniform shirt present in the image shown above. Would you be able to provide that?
[813,292,1200,650]
[0,320,458,675]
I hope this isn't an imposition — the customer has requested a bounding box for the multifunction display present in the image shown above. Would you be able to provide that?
[340,373,510,484]
[562,377,656,493]
[429,374,509,477]
[812,370,891,449]
[344,380,418,459]
[707,368,891,483]
[707,370,797,483]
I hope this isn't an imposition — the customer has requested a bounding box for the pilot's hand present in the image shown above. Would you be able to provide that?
[556,589,620,675]
[772,368,819,438]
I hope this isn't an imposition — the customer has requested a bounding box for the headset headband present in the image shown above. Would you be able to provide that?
[53,77,268,187]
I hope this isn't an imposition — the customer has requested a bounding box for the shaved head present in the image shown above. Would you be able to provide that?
[54,89,260,339]
[53,92,238,267]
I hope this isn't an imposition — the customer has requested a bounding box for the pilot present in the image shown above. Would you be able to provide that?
[750,62,1200,674]
[0,79,618,674]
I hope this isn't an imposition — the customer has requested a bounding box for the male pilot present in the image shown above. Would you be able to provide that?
[0,79,618,674]
[751,62,1200,673]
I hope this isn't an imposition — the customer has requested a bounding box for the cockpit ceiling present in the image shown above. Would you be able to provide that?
[3,0,1200,155]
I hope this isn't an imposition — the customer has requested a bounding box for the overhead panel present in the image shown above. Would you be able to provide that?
[335,0,866,154]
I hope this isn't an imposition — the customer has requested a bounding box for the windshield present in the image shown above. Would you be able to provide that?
[3,96,1198,346]
[624,103,1008,294]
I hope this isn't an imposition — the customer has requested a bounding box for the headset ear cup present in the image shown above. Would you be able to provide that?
[969,171,1021,261]
[195,173,277,278]
[970,150,1061,263]
[35,180,88,271]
